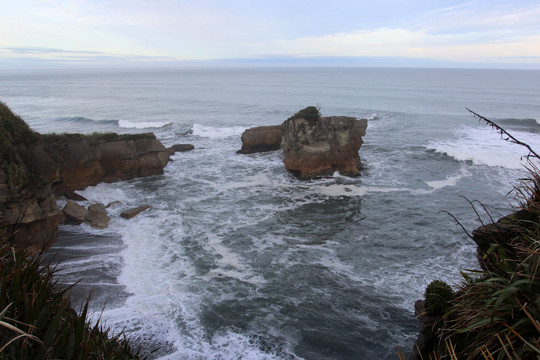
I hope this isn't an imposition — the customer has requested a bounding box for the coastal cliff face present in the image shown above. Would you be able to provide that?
[1,102,172,251]
[15,134,170,195]
[281,116,368,179]
[0,166,64,252]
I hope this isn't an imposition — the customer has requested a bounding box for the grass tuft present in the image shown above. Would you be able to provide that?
[0,229,142,359]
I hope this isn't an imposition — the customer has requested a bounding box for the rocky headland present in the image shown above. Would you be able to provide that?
[238,106,368,179]
[0,102,189,252]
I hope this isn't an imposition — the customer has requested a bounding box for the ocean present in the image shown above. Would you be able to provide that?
[1,67,539,359]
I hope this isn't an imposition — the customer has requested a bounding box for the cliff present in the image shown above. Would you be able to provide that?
[18,132,170,195]
[0,102,171,252]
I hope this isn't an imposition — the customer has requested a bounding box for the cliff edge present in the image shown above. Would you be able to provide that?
[0,102,171,252]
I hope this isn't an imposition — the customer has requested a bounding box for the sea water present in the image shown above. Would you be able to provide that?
[1,67,540,359]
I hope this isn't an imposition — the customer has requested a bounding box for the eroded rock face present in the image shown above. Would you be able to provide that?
[281,116,368,179]
[16,134,170,195]
[237,125,282,154]
[1,170,64,253]
[2,133,171,251]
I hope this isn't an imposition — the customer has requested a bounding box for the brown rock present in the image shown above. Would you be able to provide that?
[237,125,282,154]
[167,144,195,155]
[106,200,122,208]
[120,205,151,219]
[85,203,110,229]
[27,134,171,193]
[64,189,88,201]
[62,200,88,224]
[281,116,367,179]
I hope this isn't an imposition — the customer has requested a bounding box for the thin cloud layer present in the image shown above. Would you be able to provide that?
[1,0,539,68]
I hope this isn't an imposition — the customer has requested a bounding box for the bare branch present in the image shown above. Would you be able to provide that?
[466,108,540,161]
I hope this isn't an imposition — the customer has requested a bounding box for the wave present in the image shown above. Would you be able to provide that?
[497,118,540,132]
[191,124,247,139]
[118,119,172,129]
[426,126,540,169]
[55,116,118,126]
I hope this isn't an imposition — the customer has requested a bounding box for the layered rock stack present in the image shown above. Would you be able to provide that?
[281,115,367,179]
[237,106,368,179]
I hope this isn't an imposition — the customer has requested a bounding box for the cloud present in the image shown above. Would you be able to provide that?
[1,1,540,68]
[248,27,540,64]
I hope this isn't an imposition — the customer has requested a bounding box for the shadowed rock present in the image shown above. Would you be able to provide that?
[85,203,110,229]
[63,200,87,224]
[16,133,170,196]
[237,125,282,154]
[120,205,151,219]
[167,144,195,155]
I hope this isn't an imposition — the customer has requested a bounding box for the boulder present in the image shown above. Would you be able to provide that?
[64,189,88,201]
[62,200,87,224]
[106,200,122,209]
[237,125,282,154]
[85,203,110,229]
[120,205,151,219]
[281,115,368,179]
[167,144,195,155]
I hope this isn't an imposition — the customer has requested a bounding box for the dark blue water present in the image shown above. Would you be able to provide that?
[2,67,540,359]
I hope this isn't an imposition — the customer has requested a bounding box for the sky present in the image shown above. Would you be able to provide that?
[1,0,540,69]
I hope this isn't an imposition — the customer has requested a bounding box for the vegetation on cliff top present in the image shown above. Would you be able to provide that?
[0,230,142,359]
[287,105,321,123]
[0,102,40,157]
[0,102,39,197]
[410,112,540,360]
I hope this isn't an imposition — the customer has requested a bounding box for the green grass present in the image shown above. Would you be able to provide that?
[0,102,39,162]
[0,229,142,359]
[287,106,321,123]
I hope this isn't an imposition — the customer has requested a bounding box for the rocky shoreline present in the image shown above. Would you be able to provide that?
[0,102,194,252]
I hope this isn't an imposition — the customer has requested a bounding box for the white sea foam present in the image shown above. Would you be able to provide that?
[191,124,247,138]
[427,126,540,169]
[118,119,172,128]
[425,167,469,190]
[204,234,267,285]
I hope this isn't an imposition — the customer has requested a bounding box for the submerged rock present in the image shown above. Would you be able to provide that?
[120,205,151,219]
[85,203,110,229]
[167,143,195,155]
[281,115,368,179]
[237,125,282,154]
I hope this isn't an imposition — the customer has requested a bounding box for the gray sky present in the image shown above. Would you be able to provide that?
[1,0,540,68]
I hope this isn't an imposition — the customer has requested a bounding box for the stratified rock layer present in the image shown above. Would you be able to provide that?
[237,125,282,154]
[15,134,170,195]
[281,116,368,179]
[2,132,170,251]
